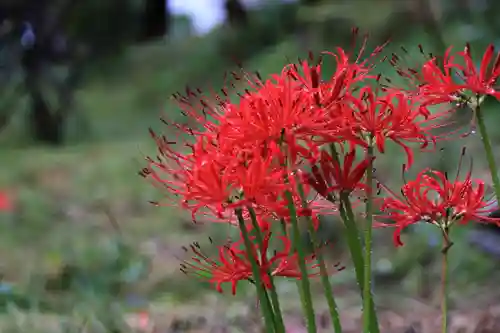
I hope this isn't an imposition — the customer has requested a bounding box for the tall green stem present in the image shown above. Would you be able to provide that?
[362,146,375,333]
[285,190,317,333]
[329,144,366,288]
[296,182,343,333]
[235,209,276,332]
[278,217,308,318]
[475,104,500,201]
[339,195,379,333]
[440,229,451,333]
[330,143,379,333]
[338,196,365,283]
[247,207,286,333]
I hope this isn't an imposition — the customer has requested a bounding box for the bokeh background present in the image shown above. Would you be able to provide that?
[1,0,500,332]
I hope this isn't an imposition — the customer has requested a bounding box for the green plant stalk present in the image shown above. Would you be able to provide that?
[338,197,364,284]
[362,145,375,333]
[339,195,379,333]
[278,217,308,314]
[329,144,379,332]
[285,190,317,333]
[296,182,343,333]
[247,207,286,333]
[440,228,451,333]
[329,144,366,287]
[475,105,500,201]
[235,209,276,332]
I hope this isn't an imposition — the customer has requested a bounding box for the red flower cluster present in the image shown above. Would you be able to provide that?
[393,44,500,108]
[180,221,343,294]
[144,43,448,222]
[143,33,500,293]
[377,169,500,246]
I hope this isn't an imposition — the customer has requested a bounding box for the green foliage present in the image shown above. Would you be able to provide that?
[45,235,149,298]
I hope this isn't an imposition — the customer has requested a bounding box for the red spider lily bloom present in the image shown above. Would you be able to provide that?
[456,44,500,99]
[393,44,500,108]
[217,71,331,164]
[283,28,387,107]
[285,42,382,109]
[341,87,449,169]
[305,149,373,198]
[143,132,233,220]
[228,143,290,204]
[144,129,293,222]
[0,191,12,211]
[376,168,500,246]
[392,47,463,107]
[180,227,327,295]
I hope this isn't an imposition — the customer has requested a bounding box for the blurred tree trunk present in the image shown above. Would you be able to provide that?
[224,0,248,28]
[20,0,65,145]
[19,0,80,145]
[140,0,170,41]
[22,47,64,144]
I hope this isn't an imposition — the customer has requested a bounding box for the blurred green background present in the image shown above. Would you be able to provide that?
[1,0,500,331]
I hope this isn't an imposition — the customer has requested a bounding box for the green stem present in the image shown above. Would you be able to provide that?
[339,195,365,283]
[285,190,317,333]
[330,143,379,332]
[279,217,308,315]
[475,104,500,201]
[339,196,379,333]
[247,207,286,333]
[296,182,343,333]
[440,230,450,333]
[362,146,375,333]
[329,144,366,287]
[235,209,276,332]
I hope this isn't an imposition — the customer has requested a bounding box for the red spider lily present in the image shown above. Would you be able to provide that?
[181,240,252,295]
[217,71,331,164]
[228,143,290,204]
[376,168,500,246]
[285,43,381,109]
[340,87,450,169]
[305,149,373,198]
[285,28,387,103]
[144,129,294,222]
[392,47,464,107]
[143,132,234,220]
[455,43,500,99]
[180,226,330,295]
[393,44,500,108]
